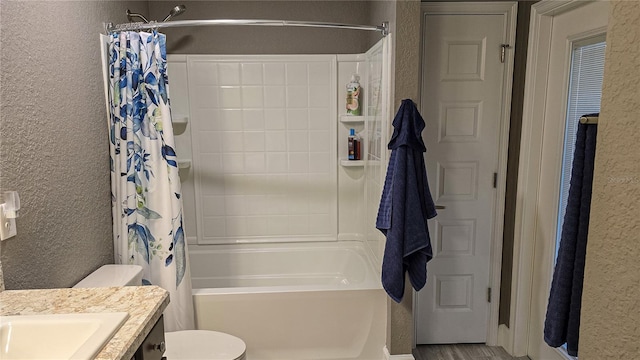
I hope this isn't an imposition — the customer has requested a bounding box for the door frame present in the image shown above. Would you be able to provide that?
[502,0,606,357]
[416,1,517,347]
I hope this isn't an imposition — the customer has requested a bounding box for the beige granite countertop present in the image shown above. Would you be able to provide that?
[0,286,169,360]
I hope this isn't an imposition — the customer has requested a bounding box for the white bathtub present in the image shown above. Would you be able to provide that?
[189,241,387,360]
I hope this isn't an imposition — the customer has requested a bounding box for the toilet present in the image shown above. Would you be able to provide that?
[73,264,247,360]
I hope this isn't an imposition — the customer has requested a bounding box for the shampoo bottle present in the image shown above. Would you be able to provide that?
[346,74,362,116]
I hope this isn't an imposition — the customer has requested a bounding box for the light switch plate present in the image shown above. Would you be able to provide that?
[0,205,17,241]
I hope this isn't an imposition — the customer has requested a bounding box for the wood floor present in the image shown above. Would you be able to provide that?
[413,344,531,360]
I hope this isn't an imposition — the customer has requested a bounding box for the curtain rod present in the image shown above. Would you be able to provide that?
[105,19,389,37]
[579,114,599,124]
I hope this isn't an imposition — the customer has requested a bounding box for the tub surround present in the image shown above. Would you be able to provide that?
[0,286,169,360]
[167,45,390,360]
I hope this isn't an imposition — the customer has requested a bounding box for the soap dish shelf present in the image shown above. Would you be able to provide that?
[177,159,192,169]
[340,159,364,167]
[339,115,365,124]
[172,115,189,125]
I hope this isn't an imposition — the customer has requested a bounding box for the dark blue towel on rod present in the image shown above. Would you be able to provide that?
[376,99,437,303]
[544,120,598,357]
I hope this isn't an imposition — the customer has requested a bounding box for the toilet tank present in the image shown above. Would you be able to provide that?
[73,265,143,288]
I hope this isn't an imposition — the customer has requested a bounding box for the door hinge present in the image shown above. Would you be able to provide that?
[487,287,492,303]
[500,44,511,63]
[493,172,498,188]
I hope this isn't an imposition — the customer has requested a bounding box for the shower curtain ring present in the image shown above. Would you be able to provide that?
[148,21,160,33]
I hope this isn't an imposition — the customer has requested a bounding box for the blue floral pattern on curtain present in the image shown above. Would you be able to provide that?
[107,31,194,331]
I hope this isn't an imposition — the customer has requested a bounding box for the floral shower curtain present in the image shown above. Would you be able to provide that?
[107,31,194,331]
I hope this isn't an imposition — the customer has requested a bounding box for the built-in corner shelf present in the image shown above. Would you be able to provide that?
[177,159,192,169]
[340,159,364,167]
[339,115,365,124]
[172,115,189,125]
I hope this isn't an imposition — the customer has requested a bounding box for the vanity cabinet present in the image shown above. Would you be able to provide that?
[133,315,166,360]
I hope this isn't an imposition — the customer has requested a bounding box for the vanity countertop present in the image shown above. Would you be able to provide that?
[0,285,169,360]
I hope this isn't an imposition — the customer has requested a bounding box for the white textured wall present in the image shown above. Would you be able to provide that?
[580,1,640,358]
[0,1,148,289]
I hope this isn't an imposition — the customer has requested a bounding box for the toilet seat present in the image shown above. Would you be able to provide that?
[164,330,247,360]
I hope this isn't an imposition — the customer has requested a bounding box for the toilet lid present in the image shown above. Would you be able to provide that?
[164,330,246,360]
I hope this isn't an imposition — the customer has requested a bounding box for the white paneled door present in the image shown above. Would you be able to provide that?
[416,3,515,344]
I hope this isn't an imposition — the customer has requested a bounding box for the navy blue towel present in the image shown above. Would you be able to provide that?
[544,120,598,357]
[376,99,437,303]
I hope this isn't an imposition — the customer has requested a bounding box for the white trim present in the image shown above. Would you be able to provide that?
[487,1,517,347]
[506,0,603,357]
[502,3,551,354]
[421,1,518,14]
[415,1,517,348]
[532,0,587,15]
[498,324,512,353]
[506,2,556,355]
[337,53,367,62]
[383,346,415,360]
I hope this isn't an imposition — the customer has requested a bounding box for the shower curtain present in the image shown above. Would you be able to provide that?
[107,31,194,331]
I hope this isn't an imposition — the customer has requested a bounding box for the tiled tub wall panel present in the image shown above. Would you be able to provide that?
[186,55,338,244]
[167,59,198,242]
[337,56,367,240]
[364,40,388,267]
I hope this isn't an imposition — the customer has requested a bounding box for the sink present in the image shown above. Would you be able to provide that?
[0,312,129,360]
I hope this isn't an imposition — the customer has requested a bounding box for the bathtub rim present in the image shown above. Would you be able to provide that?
[188,239,383,294]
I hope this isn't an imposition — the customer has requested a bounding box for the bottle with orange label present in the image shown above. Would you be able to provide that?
[346,74,362,116]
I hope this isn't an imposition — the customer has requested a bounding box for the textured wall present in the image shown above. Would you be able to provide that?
[147,1,373,54]
[391,1,421,109]
[0,1,148,289]
[580,1,640,358]
[389,1,421,354]
[369,0,421,355]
